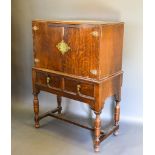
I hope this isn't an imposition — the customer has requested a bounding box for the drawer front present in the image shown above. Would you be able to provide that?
[34,69,95,99]
[36,72,61,89]
[64,78,94,97]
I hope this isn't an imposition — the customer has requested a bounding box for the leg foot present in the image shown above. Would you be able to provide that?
[113,130,119,136]
[35,123,40,128]
[57,96,62,114]
[94,145,100,152]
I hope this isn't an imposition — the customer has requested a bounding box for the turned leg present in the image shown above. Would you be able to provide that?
[33,92,40,128]
[94,111,101,152]
[113,93,121,136]
[114,101,120,126]
[57,95,62,114]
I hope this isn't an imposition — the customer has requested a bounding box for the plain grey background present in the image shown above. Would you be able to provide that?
[12,0,143,155]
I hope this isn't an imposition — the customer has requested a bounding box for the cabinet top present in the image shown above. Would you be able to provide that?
[32,19,123,25]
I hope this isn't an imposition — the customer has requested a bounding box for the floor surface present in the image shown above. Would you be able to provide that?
[12,103,143,155]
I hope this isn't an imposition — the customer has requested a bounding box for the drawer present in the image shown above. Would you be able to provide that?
[64,78,94,97]
[36,72,61,89]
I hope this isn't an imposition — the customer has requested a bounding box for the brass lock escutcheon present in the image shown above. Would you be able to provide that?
[56,40,71,55]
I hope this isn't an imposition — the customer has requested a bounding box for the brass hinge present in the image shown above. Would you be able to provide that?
[32,25,39,31]
[34,58,40,63]
[91,31,99,37]
[90,70,97,75]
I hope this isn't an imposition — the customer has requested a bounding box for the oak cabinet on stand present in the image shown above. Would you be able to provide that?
[32,20,124,152]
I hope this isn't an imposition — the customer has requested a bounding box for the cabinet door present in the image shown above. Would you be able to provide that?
[63,25,100,78]
[32,21,63,72]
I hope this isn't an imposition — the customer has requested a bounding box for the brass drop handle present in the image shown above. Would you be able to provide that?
[46,77,52,88]
[77,84,81,95]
